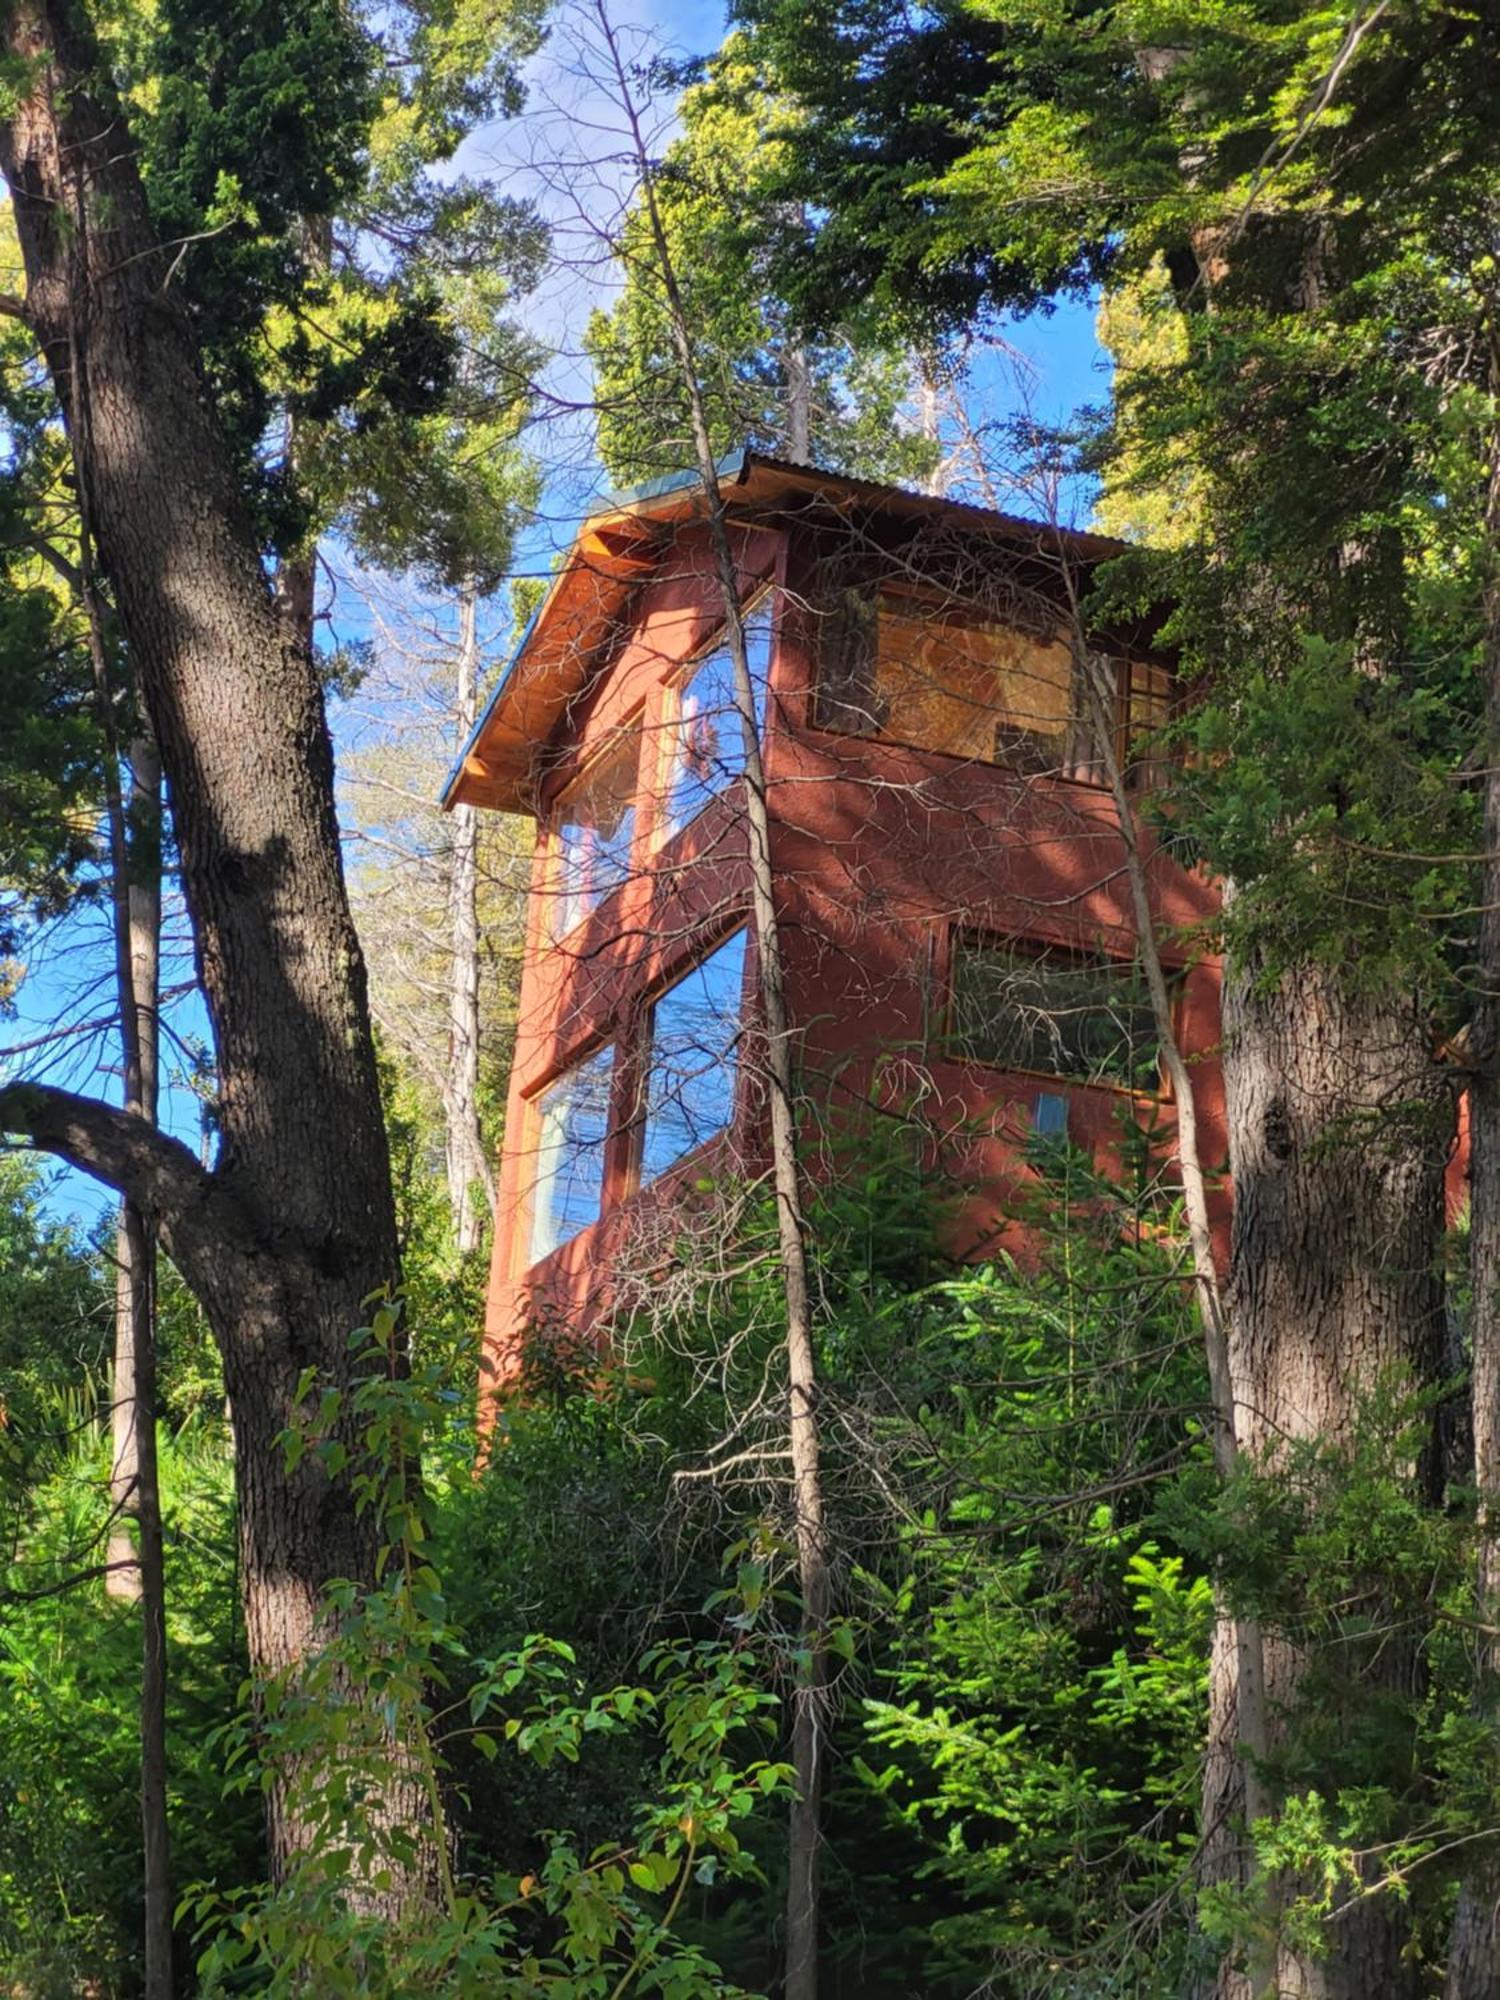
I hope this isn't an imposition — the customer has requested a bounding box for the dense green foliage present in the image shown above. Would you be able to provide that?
[0,1073,1488,1995]
[10,3,1500,1993]
[107,0,546,588]
[731,0,1499,978]
[0,1104,1232,1994]
[585,40,936,489]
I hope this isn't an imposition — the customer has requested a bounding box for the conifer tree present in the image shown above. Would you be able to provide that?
[586,38,934,487]
[732,1,1499,1986]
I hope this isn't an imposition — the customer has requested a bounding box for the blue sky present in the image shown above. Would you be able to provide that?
[5,0,1109,1235]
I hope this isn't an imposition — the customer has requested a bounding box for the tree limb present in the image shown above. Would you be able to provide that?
[0,1079,215,1232]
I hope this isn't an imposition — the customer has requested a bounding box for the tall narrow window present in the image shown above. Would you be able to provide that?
[528,1044,615,1264]
[950,937,1161,1091]
[664,599,773,836]
[553,727,639,939]
[1126,660,1174,791]
[640,928,749,1183]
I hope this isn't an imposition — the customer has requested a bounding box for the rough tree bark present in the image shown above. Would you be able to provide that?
[1133,59,1452,1986]
[0,0,430,1902]
[1445,342,1500,2000]
[1210,955,1449,2000]
[598,12,831,1991]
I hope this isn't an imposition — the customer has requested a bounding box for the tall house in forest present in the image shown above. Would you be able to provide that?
[444,451,1226,1394]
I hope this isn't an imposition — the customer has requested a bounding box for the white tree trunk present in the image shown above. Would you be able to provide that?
[445,581,489,1255]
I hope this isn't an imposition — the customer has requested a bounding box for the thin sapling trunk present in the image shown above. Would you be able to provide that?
[595,12,831,1990]
[446,578,490,1254]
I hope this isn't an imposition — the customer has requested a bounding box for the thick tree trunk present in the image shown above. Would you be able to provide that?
[0,0,422,1901]
[445,581,489,1255]
[1445,392,1500,1999]
[1209,956,1449,1998]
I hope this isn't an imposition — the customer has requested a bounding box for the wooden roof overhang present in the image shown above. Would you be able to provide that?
[441,449,1151,817]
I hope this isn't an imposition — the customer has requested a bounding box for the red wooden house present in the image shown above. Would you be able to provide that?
[442,451,1227,1399]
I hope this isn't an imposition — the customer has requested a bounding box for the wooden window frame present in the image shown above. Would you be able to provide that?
[651,587,777,851]
[546,704,647,943]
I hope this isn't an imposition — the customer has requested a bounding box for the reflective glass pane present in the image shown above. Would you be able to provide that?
[529,1043,615,1264]
[640,929,748,1183]
[554,730,639,938]
[951,940,1160,1090]
[665,601,773,835]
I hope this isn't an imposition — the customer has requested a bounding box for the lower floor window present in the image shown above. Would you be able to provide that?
[529,1043,615,1264]
[640,927,749,1184]
[950,935,1161,1091]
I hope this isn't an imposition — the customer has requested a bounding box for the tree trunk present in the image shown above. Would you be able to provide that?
[1069,644,1273,1971]
[917,358,945,497]
[1210,954,1449,1998]
[272,213,332,654]
[784,338,812,461]
[445,580,488,1255]
[100,726,172,1997]
[1445,371,1500,2000]
[0,0,424,1901]
[599,16,832,1989]
[108,737,161,1604]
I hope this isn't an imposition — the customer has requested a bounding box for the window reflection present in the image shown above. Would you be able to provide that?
[553,729,639,939]
[529,1043,615,1264]
[640,928,749,1183]
[950,938,1161,1091]
[664,600,773,836]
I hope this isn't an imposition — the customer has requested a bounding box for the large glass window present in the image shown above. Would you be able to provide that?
[663,600,773,836]
[950,937,1161,1091]
[528,1043,615,1264]
[639,928,749,1183]
[552,727,639,939]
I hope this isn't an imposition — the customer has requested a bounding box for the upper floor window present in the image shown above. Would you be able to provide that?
[1125,660,1173,790]
[663,599,773,837]
[814,586,1172,787]
[815,588,1072,771]
[949,935,1161,1092]
[552,724,639,939]
[639,927,749,1184]
[529,1042,616,1265]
